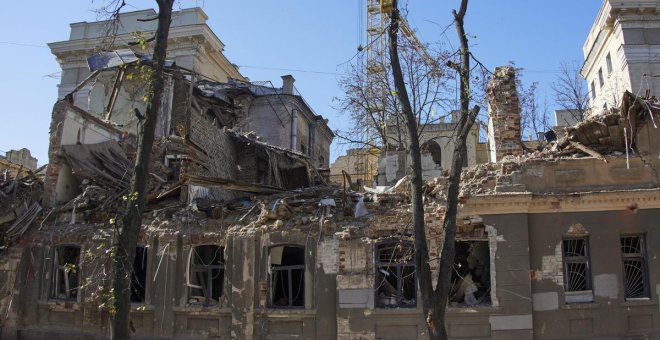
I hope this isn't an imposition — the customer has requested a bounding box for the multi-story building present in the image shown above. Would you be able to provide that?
[581,0,660,113]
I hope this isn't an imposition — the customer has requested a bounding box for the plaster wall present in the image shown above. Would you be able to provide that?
[528,209,660,339]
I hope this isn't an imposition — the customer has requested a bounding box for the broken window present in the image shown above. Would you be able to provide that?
[269,245,305,308]
[621,235,650,300]
[562,238,593,303]
[188,245,225,306]
[375,241,416,308]
[450,241,491,307]
[131,246,148,303]
[51,245,81,300]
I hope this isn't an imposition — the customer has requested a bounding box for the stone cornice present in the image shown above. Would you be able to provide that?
[459,189,660,215]
[49,24,221,59]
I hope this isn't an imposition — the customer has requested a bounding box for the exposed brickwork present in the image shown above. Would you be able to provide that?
[487,66,522,161]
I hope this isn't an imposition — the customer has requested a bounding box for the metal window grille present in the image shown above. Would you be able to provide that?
[375,241,416,308]
[51,245,81,300]
[562,238,592,292]
[620,235,650,299]
[188,245,224,306]
[269,246,305,308]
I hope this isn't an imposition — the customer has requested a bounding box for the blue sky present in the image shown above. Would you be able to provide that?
[0,1,602,166]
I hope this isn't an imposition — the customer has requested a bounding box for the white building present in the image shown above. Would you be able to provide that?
[581,0,660,114]
[48,8,245,106]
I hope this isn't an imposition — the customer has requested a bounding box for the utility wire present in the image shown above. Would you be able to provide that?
[0,41,48,49]
[238,65,341,76]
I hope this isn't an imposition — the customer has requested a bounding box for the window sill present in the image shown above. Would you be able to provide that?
[173,306,232,315]
[620,298,654,307]
[564,290,594,304]
[561,302,600,310]
[39,300,80,311]
[447,305,501,314]
[371,306,421,315]
[258,309,317,318]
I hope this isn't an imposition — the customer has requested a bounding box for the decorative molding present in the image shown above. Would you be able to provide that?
[459,189,660,215]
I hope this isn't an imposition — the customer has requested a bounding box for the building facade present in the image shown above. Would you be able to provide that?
[581,0,660,113]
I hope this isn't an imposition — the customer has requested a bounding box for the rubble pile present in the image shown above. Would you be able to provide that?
[0,169,44,246]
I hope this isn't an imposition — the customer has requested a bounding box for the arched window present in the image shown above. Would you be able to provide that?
[422,140,442,168]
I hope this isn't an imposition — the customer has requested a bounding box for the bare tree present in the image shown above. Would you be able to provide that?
[389,0,479,338]
[110,0,174,338]
[551,61,590,124]
[519,80,552,140]
[335,28,454,151]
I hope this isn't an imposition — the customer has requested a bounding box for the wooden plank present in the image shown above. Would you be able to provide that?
[569,141,607,162]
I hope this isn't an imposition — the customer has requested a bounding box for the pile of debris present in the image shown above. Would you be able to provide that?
[0,168,44,247]
[527,91,658,162]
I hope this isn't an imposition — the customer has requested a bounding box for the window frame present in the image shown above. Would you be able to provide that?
[50,245,81,301]
[187,245,225,306]
[562,237,593,303]
[620,234,650,300]
[606,53,613,75]
[268,245,305,309]
[374,240,417,308]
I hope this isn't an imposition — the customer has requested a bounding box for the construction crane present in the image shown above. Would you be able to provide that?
[357,0,441,185]
[362,0,440,125]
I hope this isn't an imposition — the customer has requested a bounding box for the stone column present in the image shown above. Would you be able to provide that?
[487,66,522,162]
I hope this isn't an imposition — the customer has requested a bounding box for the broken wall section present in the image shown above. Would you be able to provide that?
[487,66,522,163]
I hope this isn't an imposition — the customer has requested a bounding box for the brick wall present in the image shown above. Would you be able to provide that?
[487,66,522,161]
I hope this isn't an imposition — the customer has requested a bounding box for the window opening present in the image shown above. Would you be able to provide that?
[188,245,225,306]
[450,241,491,307]
[606,53,613,75]
[562,238,593,303]
[51,245,81,300]
[591,81,596,100]
[598,68,604,88]
[269,245,305,308]
[621,235,649,300]
[422,140,442,168]
[131,246,148,303]
[375,241,416,308]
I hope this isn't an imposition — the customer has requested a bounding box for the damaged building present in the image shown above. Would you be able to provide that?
[2,4,660,340]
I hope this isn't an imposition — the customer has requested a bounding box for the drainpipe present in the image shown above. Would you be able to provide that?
[290,109,298,151]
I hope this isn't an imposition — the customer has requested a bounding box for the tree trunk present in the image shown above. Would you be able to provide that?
[111,1,174,339]
[389,1,477,339]
[388,0,435,337]
[432,1,479,339]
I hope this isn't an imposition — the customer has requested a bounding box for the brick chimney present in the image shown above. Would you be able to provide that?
[281,74,295,95]
[486,66,522,162]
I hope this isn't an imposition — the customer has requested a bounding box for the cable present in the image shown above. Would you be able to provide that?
[237,65,341,76]
[0,41,48,49]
